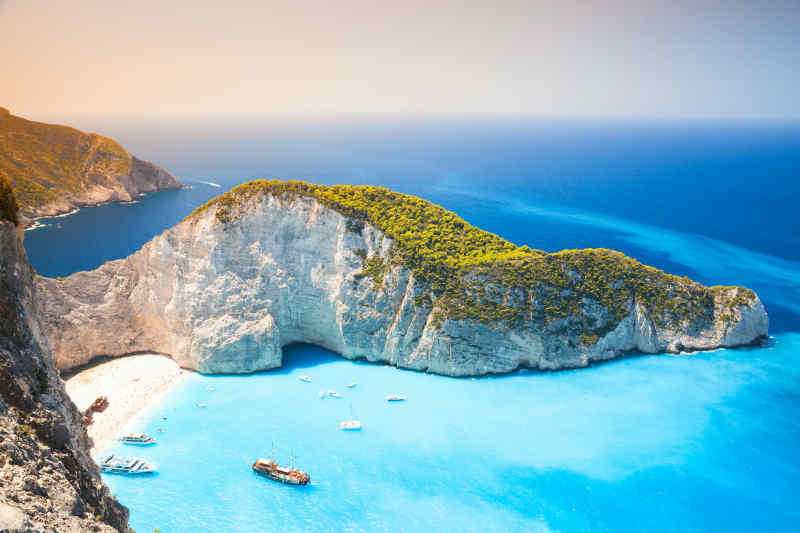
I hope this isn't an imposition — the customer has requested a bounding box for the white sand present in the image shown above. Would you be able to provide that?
[64,354,191,457]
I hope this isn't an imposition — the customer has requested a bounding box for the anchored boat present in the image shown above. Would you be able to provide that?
[252,458,310,485]
[118,433,156,446]
[299,375,312,382]
[386,394,407,402]
[100,454,156,475]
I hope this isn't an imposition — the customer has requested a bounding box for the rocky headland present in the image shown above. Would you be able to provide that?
[0,107,181,223]
[0,176,128,532]
[37,180,768,376]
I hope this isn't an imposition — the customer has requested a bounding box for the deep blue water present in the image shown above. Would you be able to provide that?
[25,117,800,531]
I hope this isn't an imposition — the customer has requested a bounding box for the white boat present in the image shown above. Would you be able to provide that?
[118,433,156,446]
[346,382,357,388]
[328,389,342,398]
[100,454,156,475]
[318,391,325,399]
[299,375,312,382]
[197,402,207,408]
[340,420,362,430]
[386,395,407,402]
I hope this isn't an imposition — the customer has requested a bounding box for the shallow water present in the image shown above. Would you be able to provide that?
[103,336,800,532]
[23,117,800,531]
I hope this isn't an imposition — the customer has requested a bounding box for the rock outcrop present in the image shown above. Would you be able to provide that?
[0,106,182,222]
[0,180,128,531]
[37,180,768,376]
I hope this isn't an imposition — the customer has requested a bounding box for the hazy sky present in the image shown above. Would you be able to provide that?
[2,0,798,119]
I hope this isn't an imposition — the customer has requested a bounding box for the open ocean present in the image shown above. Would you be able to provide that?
[26,117,800,532]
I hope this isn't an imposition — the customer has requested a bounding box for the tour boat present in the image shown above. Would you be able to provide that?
[386,394,407,402]
[328,389,342,398]
[347,382,357,388]
[299,375,312,382]
[252,458,310,485]
[100,454,156,475]
[118,433,156,446]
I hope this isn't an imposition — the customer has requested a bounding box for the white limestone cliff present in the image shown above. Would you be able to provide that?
[36,191,769,376]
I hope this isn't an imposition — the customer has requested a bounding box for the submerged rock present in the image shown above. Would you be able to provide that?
[37,180,768,376]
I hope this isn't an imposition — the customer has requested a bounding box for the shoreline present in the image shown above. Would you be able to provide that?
[64,354,192,458]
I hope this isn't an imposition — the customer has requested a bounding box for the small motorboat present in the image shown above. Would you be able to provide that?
[252,458,310,485]
[118,433,156,446]
[100,454,156,475]
[299,375,312,382]
[196,402,207,408]
[340,420,362,431]
[328,389,342,398]
[318,391,325,399]
[386,395,407,402]
[346,382,357,388]
[205,386,215,391]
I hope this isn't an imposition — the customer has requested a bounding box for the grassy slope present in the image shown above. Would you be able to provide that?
[0,107,131,211]
[187,180,756,340]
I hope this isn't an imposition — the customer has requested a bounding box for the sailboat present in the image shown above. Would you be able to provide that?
[340,404,362,431]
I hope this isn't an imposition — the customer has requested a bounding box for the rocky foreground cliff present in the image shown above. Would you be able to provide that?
[38,180,768,376]
[0,106,181,221]
[0,177,128,532]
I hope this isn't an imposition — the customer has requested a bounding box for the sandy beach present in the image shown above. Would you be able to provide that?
[64,354,192,457]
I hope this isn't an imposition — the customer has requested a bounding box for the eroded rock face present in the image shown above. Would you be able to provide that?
[36,193,768,376]
[0,220,129,532]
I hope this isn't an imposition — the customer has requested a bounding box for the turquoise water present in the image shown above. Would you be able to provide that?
[22,118,800,531]
[103,338,800,532]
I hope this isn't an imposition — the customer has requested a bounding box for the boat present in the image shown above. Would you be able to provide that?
[340,404,361,430]
[118,433,156,446]
[299,375,312,382]
[318,391,325,399]
[346,382,357,388]
[196,402,207,408]
[99,454,156,475]
[252,458,310,485]
[328,389,342,398]
[386,394,407,402]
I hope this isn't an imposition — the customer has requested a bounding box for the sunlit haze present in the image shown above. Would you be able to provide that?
[2,0,799,119]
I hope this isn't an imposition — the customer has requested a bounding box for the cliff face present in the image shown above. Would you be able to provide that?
[36,181,768,376]
[0,208,128,530]
[0,107,181,221]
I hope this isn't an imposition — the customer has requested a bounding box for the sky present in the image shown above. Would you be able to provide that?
[1,0,799,119]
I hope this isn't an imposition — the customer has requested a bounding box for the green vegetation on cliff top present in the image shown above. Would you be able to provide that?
[0,169,19,225]
[187,179,756,336]
[0,107,132,211]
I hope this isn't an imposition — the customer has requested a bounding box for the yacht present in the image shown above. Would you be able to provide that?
[100,454,156,475]
[328,389,342,398]
[252,458,310,485]
[118,433,156,446]
[340,420,362,430]
[386,395,407,402]
[299,375,312,382]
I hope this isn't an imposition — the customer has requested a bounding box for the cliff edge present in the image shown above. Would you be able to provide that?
[37,180,768,376]
[0,107,182,221]
[0,176,128,532]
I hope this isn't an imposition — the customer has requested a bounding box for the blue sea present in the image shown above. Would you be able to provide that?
[26,117,800,532]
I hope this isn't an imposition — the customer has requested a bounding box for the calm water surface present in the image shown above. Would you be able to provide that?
[26,117,800,532]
